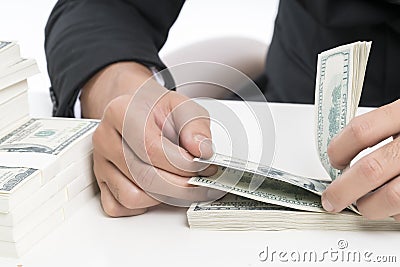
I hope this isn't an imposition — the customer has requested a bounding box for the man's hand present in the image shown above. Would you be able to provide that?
[322,99,400,221]
[81,62,217,217]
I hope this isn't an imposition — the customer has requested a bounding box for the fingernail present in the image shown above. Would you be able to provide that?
[194,134,214,159]
[321,195,335,212]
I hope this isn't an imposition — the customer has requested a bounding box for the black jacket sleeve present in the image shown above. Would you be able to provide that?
[45,0,185,117]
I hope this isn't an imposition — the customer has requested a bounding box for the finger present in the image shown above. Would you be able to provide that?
[98,182,148,217]
[94,152,160,209]
[328,99,400,170]
[356,176,400,220]
[141,122,216,176]
[101,109,216,177]
[120,92,216,176]
[321,137,400,212]
[124,145,222,202]
[92,123,131,179]
[170,93,214,159]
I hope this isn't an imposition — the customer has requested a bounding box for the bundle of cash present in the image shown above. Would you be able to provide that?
[188,194,400,231]
[0,118,99,257]
[0,41,39,134]
[0,41,99,257]
[186,42,398,231]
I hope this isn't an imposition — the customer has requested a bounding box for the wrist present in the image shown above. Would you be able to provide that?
[80,62,154,119]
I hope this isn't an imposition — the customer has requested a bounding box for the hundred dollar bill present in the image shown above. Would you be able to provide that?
[0,118,99,186]
[189,162,325,212]
[188,194,400,231]
[0,118,98,155]
[194,153,330,195]
[0,166,40,212]
[0,166,38,193]
[315,41,371,180]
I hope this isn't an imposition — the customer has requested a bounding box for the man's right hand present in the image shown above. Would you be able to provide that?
[80,62,218,217]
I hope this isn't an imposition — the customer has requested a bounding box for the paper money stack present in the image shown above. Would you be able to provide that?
[0,41,38,133]
[187,41,400,230]
[188,194,400,231]
[0,42,99,257]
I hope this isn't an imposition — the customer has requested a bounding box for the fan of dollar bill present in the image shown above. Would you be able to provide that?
[0,41,99,257]
[187,41,400,231]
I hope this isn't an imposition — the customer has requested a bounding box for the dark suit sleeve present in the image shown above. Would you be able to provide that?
[45,0,185,117]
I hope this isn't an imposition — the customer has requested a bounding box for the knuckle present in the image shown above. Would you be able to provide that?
[348,118,370,146]
[359,157,384,187]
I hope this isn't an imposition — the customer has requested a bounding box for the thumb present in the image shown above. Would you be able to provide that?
[170,94,214,159]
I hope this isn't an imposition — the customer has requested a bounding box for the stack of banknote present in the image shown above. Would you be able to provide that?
[0,42,99,257]
[187,41,400,230]
[188,194,400,231]
[0,41,39,134]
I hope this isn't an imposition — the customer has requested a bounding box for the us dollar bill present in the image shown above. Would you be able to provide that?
[0,166,38,194]
[188,194,400,231]
[0,118,98,155]
[194,153,330,195]
[189,157,325,212]
[315,41,371,180]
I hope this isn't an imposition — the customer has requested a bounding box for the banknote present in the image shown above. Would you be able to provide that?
[189,164,325,212]
[315,41,371,180]
[0,118,98,155]
[194,153,330,195]
[0,166,38,193]
[0,166,41,213]
[188,193,400,231]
